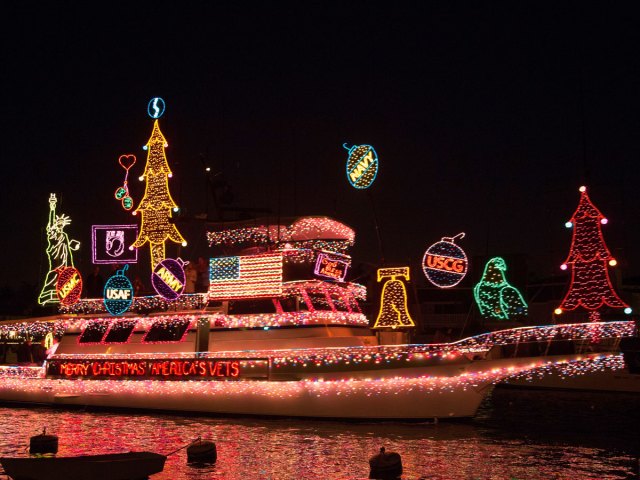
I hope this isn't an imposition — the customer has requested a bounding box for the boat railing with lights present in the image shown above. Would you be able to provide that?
[0,318,635,381]
[455,320,637,359]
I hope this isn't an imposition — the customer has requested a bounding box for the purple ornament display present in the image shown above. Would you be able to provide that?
[151,258,187,300]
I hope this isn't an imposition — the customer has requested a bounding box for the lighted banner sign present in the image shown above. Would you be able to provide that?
[47,358,268,381]
[209,254,283,300]
[104,265,134,316]
[55,266,82,307]
[92,225,139,265]
[314,253,349,282]
[422,233,468,288]
[152,258,187,300]
[344,143,379,189]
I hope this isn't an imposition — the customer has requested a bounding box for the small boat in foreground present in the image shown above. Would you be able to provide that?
[0,451,166,480]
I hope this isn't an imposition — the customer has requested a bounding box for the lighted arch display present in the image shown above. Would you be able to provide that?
[344,143,378,189]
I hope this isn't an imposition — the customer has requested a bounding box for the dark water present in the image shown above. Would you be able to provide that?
[0,387,638,479]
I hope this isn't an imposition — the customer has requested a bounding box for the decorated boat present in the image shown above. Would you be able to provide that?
[0,100,636,420]
[0,215,636,419]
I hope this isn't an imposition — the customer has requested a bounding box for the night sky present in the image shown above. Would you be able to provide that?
[2,3,640,293]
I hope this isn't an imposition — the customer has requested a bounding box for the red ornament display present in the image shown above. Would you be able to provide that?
[55,266,83,307]
[555,186,630,316]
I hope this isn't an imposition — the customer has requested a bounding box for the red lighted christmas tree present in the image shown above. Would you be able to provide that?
[554,186,630,318]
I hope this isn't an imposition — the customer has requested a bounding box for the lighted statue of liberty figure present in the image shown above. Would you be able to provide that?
[38,194,80,305]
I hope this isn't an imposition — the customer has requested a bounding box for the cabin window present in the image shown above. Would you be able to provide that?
[142,319,190,343]
[307,293,330,311]
[104,320,137,343]
[279,296,308,312]
[330,294,350,312]
[79,321,110,343]
[228,299,277,315]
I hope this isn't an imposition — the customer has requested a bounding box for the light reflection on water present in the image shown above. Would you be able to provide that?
[0,387,637,479]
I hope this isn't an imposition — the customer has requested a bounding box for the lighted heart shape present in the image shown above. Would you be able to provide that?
[118,154,137,171]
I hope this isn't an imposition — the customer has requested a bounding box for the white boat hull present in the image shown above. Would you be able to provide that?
[0,376,494,419]
[0,354,602,419]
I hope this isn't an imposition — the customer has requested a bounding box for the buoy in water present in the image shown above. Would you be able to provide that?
[29,428,58,455]
[369,447,402,479]
[187,439,217,464]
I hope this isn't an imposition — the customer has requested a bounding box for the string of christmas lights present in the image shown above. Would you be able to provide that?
[0,355,624,400]
[207,217,355,250]
[48,321,634,373]
[59,293,209,315]
[456,320,636,349]
[0,366,44,379]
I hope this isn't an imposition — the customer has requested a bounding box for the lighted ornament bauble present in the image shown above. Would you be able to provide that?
[344,143,379,189]
[115,186,127,200]
[104,265,134,315]
[55,266,82,306]
[422,233,468,288]
[114,154,136,211]
[147,97,166,119]
[151,258,187,301]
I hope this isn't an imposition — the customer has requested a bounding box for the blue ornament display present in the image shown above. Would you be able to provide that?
[103,265,134,315]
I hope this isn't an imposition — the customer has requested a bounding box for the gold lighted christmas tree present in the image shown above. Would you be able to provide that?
[131,118,187,269]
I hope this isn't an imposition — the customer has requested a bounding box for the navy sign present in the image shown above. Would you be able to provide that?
[344,143,379,189]
[104,265,134,315]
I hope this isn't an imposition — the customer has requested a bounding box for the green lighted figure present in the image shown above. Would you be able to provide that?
[474,257,527,320]
[37,194,80,305]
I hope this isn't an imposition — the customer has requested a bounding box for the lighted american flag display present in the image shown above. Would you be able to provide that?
[208,254,283,300]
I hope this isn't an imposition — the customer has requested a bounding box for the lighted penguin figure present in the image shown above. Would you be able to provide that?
[473,257,528,320]
[373,267,416,329]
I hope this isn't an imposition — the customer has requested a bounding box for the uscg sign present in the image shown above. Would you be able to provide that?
[422,233,468,288]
